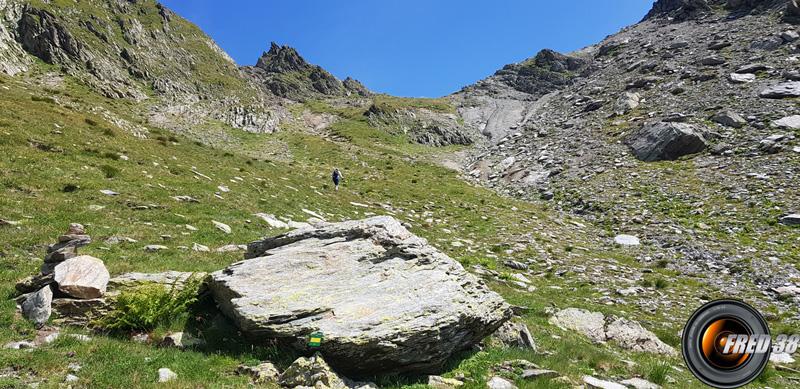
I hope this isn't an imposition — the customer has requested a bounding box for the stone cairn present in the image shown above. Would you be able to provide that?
[15,223,109,327]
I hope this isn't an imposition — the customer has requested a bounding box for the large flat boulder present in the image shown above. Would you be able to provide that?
[549,308,676,356]
[209,216,511,375]
[626,122,707,161]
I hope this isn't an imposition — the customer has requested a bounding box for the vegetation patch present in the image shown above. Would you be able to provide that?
[95,276,204,332]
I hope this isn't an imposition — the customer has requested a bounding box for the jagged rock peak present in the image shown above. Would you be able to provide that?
[255,42,310,73]
[483,48,590,96]
[642,0,714,21]
[525,49,587,73]
[342,76,371,96]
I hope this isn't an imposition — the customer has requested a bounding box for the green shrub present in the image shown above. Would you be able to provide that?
[95,275,203,331]
[101,151,120,160]
[31,96,55,104]
[84,118,98,126]
[99,164,120,178]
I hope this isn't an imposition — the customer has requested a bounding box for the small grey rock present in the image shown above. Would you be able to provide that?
[158,368,177,383]
[487,376,517,389]
[19,286,53,326]
[615,234,640,246]
[711,110,747,128]
[620,377,661,389]
[584,376,626,389]
[521,369,559,380]
[428,375,464,389]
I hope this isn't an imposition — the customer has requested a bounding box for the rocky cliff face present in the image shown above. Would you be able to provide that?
[243,42,371,101]
[0,0,30,75]
[0,0,283,133]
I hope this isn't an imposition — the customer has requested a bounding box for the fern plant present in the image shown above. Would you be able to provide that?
[95,275,203,331]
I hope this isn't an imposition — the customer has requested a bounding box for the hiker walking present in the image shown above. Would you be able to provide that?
[332,168,343,191]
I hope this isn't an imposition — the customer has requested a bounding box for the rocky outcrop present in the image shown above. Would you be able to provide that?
[256,42,312,73]
[0,0,30,75]
[451,49,592,142]
[343,77,371,97]
[786,0,800,23]
[16,6,82,66]
[364,103,474,146]
[549,308,677,356]
[492,320,537,350]
[209,216,511,375]
[15,4,144,100]
[626,122,708,161]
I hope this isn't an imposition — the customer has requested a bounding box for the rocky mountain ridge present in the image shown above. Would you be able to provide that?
[456,0,800,316]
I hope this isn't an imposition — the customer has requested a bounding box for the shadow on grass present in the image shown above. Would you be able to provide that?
[180,294,301,370]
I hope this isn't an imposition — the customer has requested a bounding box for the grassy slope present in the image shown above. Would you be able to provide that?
[0,43,797,389]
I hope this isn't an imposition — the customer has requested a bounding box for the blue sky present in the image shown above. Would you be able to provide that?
[161,0,653,97]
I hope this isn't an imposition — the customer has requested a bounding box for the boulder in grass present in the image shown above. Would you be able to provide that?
[54,256,109,299]
[18,286,53,326]
[209,216,511,375]
[550,308,677,356]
